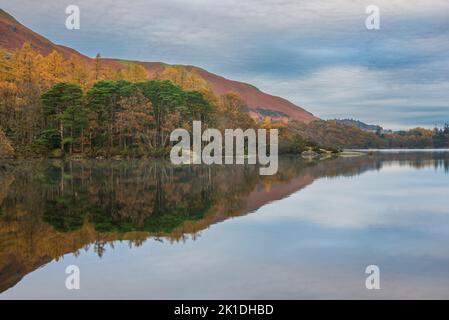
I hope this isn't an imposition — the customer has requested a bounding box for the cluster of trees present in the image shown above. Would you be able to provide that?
[37,79,276,157]
[0,43,153,155]
[39,80,215,157]
[0,43,273,157]
[374,125,449,149]
[1,43,314,158]
[432,124,449,148]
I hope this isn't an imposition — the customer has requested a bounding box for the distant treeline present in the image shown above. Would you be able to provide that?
[291,120,449,149]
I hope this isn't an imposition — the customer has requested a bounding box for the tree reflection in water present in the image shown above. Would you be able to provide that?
[0,152,448,292]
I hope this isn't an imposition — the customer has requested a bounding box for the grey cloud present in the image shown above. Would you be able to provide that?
[2,0,449,128]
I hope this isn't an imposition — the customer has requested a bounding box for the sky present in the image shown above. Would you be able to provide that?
[2,0,449,130]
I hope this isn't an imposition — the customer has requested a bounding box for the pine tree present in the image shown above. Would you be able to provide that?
[41,83,84,152]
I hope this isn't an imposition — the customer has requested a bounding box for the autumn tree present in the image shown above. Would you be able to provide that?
[0,49,22,139]
[137,80,185,149]
[156,65,218,108]
[117,62,148,82]
[0,128,13,156]
[38,50,66,89]
[9,43,42,144]
[157,65,211,92]
[94,53,102,81]
[218,92,256,130]
[65,55,89,90]
[116,91,153,152]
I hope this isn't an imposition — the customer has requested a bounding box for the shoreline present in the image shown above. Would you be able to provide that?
[2,148,449,161]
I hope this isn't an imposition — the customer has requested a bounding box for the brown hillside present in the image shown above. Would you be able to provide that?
[0,8,318,123]
[0,9,90,61]
[187,66,317,122]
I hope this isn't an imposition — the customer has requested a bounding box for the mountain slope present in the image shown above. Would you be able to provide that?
[0,8,317,123]
[334,119,383,133]
[186,66,316,122]
[0,9,90,61]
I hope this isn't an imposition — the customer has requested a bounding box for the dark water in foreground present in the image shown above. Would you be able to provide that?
[0,152,449,299]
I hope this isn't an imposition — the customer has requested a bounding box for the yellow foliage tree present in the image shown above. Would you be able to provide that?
[157,65,212,92]
[11,43,40,93]
[6,43,42,144]
[0,49,22,121]
[0,49,12,82]
[65,55,90,90]
[38,50,66,89]
[118,63,148,82]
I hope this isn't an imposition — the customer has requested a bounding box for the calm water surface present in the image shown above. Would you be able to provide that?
[0,152,449,299]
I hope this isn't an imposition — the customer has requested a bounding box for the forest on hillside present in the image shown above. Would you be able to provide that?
[0,43,282,157]
[1,43,448,158]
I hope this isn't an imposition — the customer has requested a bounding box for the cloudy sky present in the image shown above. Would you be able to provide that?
[2,0,449,129]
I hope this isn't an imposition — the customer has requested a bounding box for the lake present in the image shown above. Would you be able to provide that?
[1,151,449,299]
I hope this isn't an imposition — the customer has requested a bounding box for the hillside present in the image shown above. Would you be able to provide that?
[0,8,317,123]
[0,9,90,61]
[334,119,383,133]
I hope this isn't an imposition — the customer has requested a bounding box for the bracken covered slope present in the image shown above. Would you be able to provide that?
[0,8,318,123]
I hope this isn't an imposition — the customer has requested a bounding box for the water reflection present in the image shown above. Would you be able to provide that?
[0,152,448,295]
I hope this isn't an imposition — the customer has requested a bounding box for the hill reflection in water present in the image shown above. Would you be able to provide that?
[0,152,448,294]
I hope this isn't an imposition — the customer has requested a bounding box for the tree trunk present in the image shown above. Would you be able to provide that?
[60,121,64,151]
[81,128,84,153]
